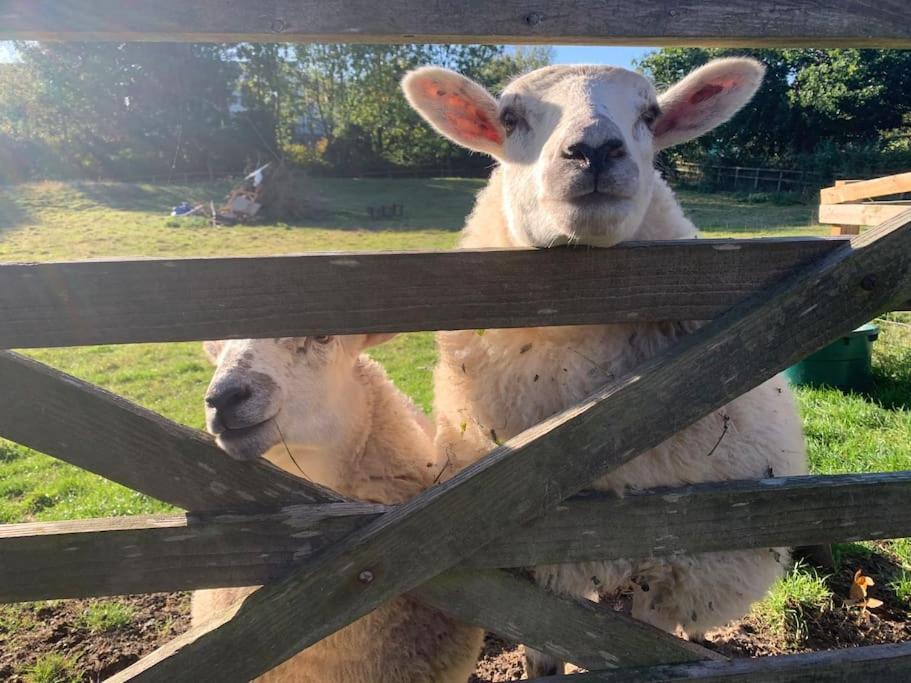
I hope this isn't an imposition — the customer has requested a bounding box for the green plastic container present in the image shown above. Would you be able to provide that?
[785,322,879,391]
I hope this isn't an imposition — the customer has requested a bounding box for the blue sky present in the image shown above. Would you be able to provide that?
[0,41,652,67]
[551,46,651,68]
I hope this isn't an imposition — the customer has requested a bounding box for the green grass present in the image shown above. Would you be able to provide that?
[0,177,469,262]
[890,569,911,606]
[0,178,907,646]
[681,190,824,237]
[23,654,82,683]
[76,601,135,633]
[752,563,832,644]
[0,602,38,633]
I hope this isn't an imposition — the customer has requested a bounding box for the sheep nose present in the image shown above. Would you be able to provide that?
[562,138,626,176]
[205,383,253,414]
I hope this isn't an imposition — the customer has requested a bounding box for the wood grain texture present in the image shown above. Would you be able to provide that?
[819,202,911,227]
[412,569,719,670]
[0,504,381,602]
[2,0,910,46]
[0,239,848,348]
[471,470,911,569]
[108,211,911,682]
[6,471,911,602]
[0,512,710,669]
[0,352,341,512]
[530,641,911,681]
[821,172,911,204]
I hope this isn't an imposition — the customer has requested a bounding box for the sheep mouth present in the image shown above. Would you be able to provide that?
[214,421,279,461]
[568,191,620,205]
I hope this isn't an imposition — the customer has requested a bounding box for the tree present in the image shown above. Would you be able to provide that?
[286,44,551,171]
[2,41,552,179]
[637,48,911,168]
[9,42,243,177]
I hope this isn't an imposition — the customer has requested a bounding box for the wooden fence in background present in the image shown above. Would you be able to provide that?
[672,161,821,193]
[3,2,911,681]
[821,172,911,235]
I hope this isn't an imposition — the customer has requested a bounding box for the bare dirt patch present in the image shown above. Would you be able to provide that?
[0,593,190,682]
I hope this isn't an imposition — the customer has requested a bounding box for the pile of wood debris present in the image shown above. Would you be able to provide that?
[171,162,322,226]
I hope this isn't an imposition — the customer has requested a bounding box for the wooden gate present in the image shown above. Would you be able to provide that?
[3,3,911,680]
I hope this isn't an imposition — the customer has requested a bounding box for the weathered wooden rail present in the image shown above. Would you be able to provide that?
[4,4,911,681]
[4,472,911,602]
[3,0,911,46]
[0,238,879,347]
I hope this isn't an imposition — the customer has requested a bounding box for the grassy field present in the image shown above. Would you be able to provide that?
[0,177,908,677]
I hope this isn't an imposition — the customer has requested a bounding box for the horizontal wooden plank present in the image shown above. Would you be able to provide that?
[819,202,911,227]
[0,513,711,669]
[0,239,849,348]
[0,351,341,512]
[4,472,911,602]
[532,641,911,681]
[413,569,718,671]
[473,470,911,569]
[821,172,911,204]
[108,211,911,681]
[0,504,380,602]
[2,0,910,46]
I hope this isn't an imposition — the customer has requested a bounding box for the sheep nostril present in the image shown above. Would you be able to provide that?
[205,384,253,413]
[562,143,591,164]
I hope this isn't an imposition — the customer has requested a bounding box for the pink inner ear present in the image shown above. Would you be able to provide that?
[689,83,725,104]
[447,109,503,144]
[419,79,502,145]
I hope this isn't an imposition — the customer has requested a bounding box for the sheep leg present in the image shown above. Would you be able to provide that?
[523,646,563,677]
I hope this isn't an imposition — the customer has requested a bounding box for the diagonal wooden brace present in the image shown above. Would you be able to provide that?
[0,357,710,669]
[0,351,341,511]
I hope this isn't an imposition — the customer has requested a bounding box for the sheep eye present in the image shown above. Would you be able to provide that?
[312,335,332,345]
[499,108,523,135]
[640,104,661,129]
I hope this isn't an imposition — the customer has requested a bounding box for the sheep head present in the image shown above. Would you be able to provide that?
[202,334,395,465]
[403,58,764,248]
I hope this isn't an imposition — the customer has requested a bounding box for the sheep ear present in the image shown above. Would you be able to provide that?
[402,67,505,159]
[202,341,224,364]
[339,333,397,356]
[361,333,397,350]
[653,58,765,150]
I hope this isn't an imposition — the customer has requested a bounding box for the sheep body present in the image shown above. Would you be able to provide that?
[433,169,807,639]
[194,353,483,683]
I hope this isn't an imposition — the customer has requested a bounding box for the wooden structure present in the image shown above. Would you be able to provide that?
[674,161,821,194]
[821,172,911,235]
[3,3,911,681]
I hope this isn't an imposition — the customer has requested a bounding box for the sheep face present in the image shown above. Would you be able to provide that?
[403,59,764,248]
[202,334,394,462]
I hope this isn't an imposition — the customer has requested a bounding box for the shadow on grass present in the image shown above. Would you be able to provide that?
[806,370,911,413]
[870,370,911,411]
[0,186,33,232]
[73,180,235,213]
[73,176,483,233]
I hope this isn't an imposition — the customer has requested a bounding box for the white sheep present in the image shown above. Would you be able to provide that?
[403,59,808,676]
[192,334,483,682]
